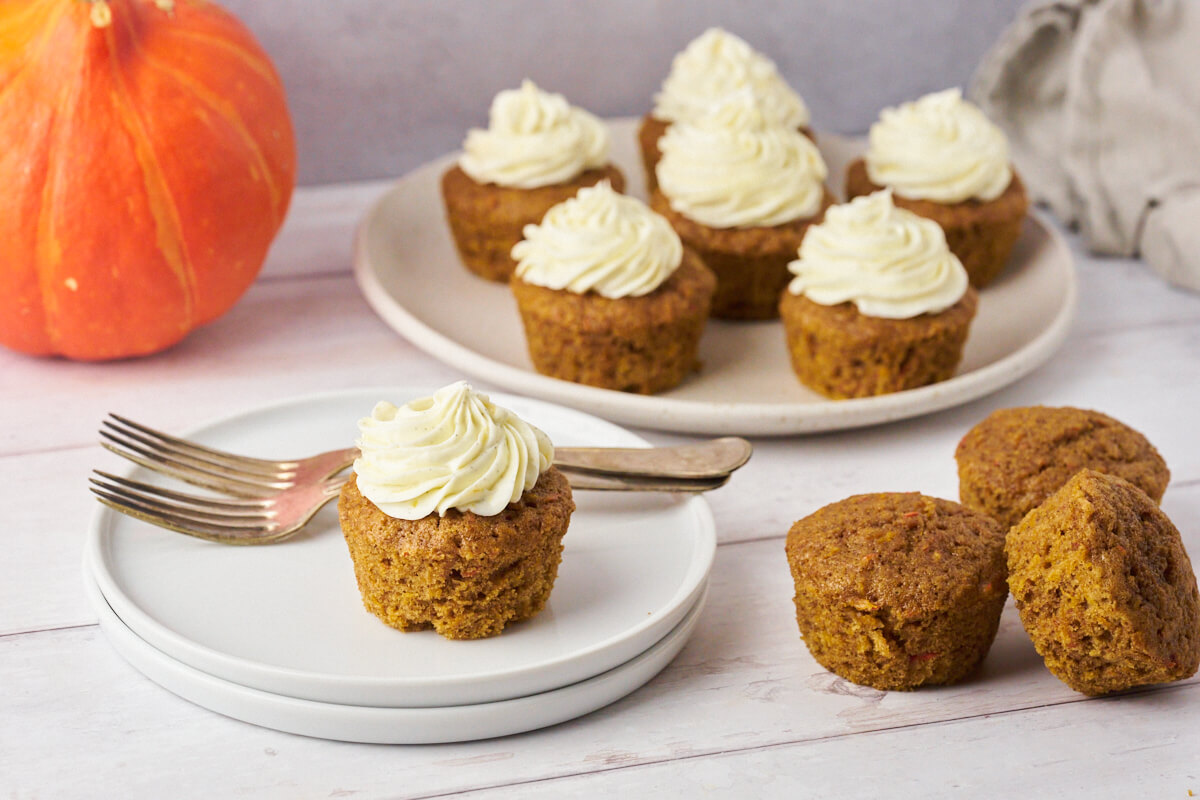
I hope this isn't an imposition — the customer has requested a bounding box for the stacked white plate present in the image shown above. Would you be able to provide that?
[83,389,716,744]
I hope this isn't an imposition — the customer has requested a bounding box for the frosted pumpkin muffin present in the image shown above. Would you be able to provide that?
[338,382,575,640]
[780,190,977,398]
[441,80,626,282]
[845,88,1029,288]
[511,180,715,394]
[650,90,832,320]
[638,27,814,192]
[1007,470,1199,695]
[786,492,1008,691]
[956,405,1170,529]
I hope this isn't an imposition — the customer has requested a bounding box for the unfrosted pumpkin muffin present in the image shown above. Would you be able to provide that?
[1007,469,1199,695]
[786,492,1008,691]
[638,27,814,192]
[845,88,1028,288]
[511,181,715,394]
[339,382,575,640]
[441,80,625,282]
[780,190,977,398]
[651,90,831,320]
[956,405,1170,529]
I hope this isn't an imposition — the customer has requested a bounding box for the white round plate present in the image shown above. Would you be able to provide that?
[84,566,707,744]
[353,118,1077,436]
[86,387,716,708]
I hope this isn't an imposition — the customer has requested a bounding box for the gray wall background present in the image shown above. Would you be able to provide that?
[221,1,1026,186]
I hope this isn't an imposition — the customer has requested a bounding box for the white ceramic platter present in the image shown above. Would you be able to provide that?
[86,388,716,708]
[84,567,707,744]
[353,119,1077,436]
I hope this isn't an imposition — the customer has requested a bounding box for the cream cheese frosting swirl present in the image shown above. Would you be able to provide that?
[787,190,969,319]
[865,88,1012,204]
[656,90,827,228]
[653,27,810,129]
[512,181,682,298]
[459,80,609,189]
[353,382,554,520]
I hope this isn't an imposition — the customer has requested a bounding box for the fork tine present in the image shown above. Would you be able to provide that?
[104,414,293,478]
[90,492,281,544]
[99,437,289,497]
[90,471,269,513]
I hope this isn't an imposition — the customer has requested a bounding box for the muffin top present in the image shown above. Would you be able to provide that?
[459,80,609,189]
[785,190,968,318]
[511,180,682,298]
[656,90,826,228]
[652,27,810,129]
[865,88,1012,204]
[786,492,1006,619]
[956,405,1170,528]
[353,382,553,519]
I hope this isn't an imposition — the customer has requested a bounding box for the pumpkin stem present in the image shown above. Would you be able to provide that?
[83,0,176,28]
[87,0,112,28]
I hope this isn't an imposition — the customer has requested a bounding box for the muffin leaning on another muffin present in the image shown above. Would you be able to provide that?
[1007,469,1200,695]
[651,89,832,320]
[441,79,625,282]
[956,405,1169,529]
[638,27,814,193]
[339,382,575,640]
[786,492,1008,691]
[779,190,978,398]
[510,180,715,394]
[845,88,1028,288]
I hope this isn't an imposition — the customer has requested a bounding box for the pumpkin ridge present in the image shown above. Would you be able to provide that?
[105,16,196,328]
[163,27,283,89]
[124,42,286,226]
[30,7,85,353]
[0,2,69,103]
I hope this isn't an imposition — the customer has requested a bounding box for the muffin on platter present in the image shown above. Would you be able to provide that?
[441,80,626,282]
[779,190,977,398]
[955,405,1170,530]
[650,90,832,320]
[639,27,814,192]
[1007,469,1199,695]
[510,180,715,394]
[786,492,1008,691]
[338,382,575,640]
[845,88,1029,288]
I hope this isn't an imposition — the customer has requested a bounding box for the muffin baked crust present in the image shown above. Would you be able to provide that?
[338,467,575,640]
[956,406,1169,529]
[511,248,715,394]
[1007,469,1200,695]
[786,492,1008,690]
[779,286,978,399]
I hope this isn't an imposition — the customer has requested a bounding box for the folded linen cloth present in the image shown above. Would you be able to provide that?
[971,0,1200,291]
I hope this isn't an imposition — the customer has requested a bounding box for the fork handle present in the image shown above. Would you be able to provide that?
[554,437,752,480]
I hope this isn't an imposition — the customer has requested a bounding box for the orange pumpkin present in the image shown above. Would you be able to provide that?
[0,0,296,360]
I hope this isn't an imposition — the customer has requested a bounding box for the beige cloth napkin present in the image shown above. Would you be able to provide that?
[971,0,1200,291]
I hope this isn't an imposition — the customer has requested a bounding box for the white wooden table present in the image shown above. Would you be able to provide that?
[3,180,1198,798]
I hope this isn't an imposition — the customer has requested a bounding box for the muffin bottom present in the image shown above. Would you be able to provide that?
[511,250,715,394]
[845,158,1029,289]
[1007,470,1200,695]
[338,468,574,640]
[441,164,626,282]
[786,492,1008,690]
[651,188,833,320]
[778,288,978,399]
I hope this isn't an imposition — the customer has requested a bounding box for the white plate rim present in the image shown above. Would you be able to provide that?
[85,386,716,707]
[352,120,1077,437]
[83,563,708,744]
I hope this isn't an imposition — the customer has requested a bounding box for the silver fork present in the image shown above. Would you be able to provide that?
[91,414,749,544]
